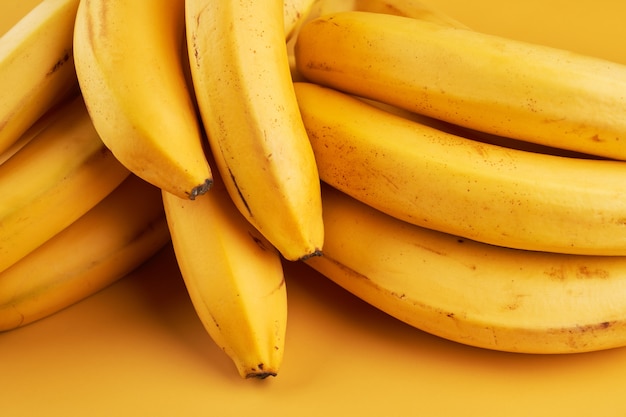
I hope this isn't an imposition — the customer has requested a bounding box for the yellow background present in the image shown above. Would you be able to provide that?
[2,1,626,416]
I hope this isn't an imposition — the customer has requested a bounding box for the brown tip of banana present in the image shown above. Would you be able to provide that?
[188,178,213,200]
[299,248,323,261]
[245,371,278,379]
[244,363,278,379]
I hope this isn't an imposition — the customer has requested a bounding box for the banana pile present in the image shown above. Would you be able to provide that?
[3,0,626,379]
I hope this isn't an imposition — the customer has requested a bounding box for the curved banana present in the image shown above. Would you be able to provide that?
[293,81,626,256]
[295,11,626,160]
[185,0,324,261]
[0,175,169,331]
[162,173,287,379]
[306,184,626,354]
[0,0,79,155]
[73,0,212,199]
[0,95,130,274]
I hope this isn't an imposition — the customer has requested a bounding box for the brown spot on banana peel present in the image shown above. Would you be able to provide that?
[248,232,270,251]
[228,168,252,217]
[545,265,611,281]
[555,321,615,351]
[46,50,72,76]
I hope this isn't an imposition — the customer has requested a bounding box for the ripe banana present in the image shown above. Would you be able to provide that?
[162,172,287,379]
[287,0,466,81]
[0,174,169,331]
[295,11,626,160]
[0,95,130,274]
[185,0,324,261]
[0,93,74,166]
[0,0,80,155]
[306,184,626,354]
[73,0,212,200]
[316,0,468,27]
[293,81,626,256]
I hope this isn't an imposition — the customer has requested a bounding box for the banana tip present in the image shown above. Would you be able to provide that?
[245,371,278,379]
[188,178,213,200]
[299,248,323,261]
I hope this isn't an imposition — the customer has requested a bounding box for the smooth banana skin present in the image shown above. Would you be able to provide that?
[306,184,626,354]
[162,174,287,379]
[287,0,466,81]
[0,0,80,155]
[0,175,169,331]
[73,0,212,200]
[295,11,626,160]
[0,93,74,166]
[0,96,130,274]
[185,0,324,261]
[293,82,626,256]
[316,0,468,27]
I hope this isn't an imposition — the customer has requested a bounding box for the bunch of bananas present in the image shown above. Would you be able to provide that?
[3,0,626,379]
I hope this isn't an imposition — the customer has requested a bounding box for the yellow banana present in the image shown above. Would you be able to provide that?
[316,0,468,27]
[287,0,466,82]
[293,81,626,255]
[306,184,626,354]
[185,0,324,261]
[73,0,212,199]
[0,0,80,155]
[295,11,626,160]
[0,95,130,274]
[162,172,287,379]
[0,93,76,166]
[0,174,169,331]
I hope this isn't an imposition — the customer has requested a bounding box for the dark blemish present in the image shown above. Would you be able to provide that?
[249,232,268,251]
[187,178,213,200]
[228,168,252,216]
[299,249,323,261]
[47,50,71,76]
[246,363,277,379]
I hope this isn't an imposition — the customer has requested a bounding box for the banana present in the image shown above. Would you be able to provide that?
[162,170,287,379]
[0,0,80,155]
[293,81,626,256]
[0,93,76,166]
[306,184,626,354]
[317,0,468,27]
[0,174,169,331]
[185,0,324,261]
[294,11,626,160]
[0,95,130,274]
[73,0,212,200]
[287,0,466,81]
